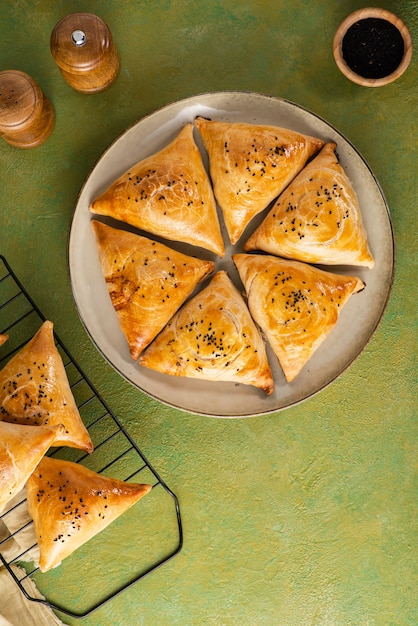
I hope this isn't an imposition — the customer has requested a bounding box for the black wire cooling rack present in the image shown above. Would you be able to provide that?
[0,255,183,619]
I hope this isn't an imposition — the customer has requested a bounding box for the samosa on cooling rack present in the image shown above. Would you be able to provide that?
[0,321,93,453]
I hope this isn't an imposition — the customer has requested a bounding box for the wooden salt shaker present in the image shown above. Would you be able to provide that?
[50,13,120,93]
[0,70,55,148]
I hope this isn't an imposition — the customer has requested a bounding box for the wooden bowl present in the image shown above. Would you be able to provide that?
[333,7,412,87]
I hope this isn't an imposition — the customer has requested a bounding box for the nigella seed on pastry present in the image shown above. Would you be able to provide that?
[27,456,151,571]
[139,271,274,395]
[91,221,215,360]
[233,253,365,382]
[0,321,93,453]
[244,143,374,268]
[194,117,324,244]
[90,123,224,256]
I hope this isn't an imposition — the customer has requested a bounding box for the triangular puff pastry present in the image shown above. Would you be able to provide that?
[0,334,8,347]
[0,321,93,453]
[244,143,374,268]
[139,271,274,395]
[0,421,64,513]
[233,254,364,382]
[195,117,324,244]
[92,220,215,359]
[90,124,224,257]
[26,456,152,572]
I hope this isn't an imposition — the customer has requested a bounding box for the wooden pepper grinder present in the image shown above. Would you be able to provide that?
[0,70,55,148]
[50,13,120,93]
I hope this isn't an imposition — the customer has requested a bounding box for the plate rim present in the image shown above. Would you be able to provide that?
[68,90,395,418]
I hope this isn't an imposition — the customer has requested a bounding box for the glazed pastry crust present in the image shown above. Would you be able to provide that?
[0,422,64,513]
[0,321,93,453]
[92,220,215,359]
[233,254,364,382]
[195,117,324,244]
[244,143,374,268]
[0,334,8,347]
[90,124,224,257]
[139,271,274,395]
[26,456,152,572]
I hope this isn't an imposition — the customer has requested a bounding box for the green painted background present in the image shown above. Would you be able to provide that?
[0,1,416,624]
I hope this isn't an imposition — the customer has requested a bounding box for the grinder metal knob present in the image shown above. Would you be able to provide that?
[50,12,120,93]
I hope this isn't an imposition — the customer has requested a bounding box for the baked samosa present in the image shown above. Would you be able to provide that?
[233,253,364,382]
[27,456,152,572]
[0,421,64,513]
[0,321,93,453]
[244,143,374,268]
[90,123,224,256]
[195,117,324,244]
[139,270,274,395]
[92,220,215,359]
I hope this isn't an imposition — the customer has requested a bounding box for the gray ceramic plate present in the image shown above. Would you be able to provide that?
[68,91,394,417]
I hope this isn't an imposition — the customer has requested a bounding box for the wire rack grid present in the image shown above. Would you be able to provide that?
[0,254,183,619]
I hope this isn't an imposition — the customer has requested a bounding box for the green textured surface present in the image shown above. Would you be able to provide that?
[0,1,417,625]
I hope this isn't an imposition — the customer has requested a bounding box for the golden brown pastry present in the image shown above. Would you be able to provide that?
[92,220,214,359]
[26,456,152,572]
[0,321,93,453]
[90,124,224,257]
[139,271,274,395]
[195,117,324,244]
[244,143,374,268]
[0,334,8,347]
[233,253,364,382]
[0,422,64,513]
